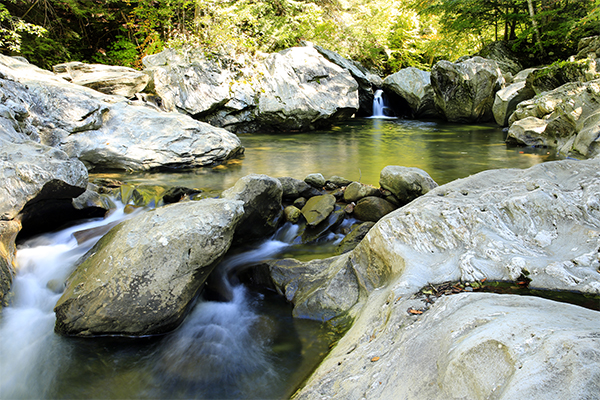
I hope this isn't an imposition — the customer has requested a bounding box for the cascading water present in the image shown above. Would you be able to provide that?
[370,89,396,119]
[0,203,336,399]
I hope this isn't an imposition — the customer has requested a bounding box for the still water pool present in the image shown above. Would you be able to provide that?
[92,118,560,192]
[1,118,561,399]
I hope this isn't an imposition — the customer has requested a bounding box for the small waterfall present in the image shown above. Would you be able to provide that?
[370,89,396,119]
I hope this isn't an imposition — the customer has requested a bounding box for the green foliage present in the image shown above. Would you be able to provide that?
[0,2,46,53]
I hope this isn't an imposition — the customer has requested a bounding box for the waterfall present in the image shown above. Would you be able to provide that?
[370,89,396,119]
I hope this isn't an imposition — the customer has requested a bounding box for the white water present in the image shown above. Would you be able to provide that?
[370,89,396,119]
[0,204,307,399]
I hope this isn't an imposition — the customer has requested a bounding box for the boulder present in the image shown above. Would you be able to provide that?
[53,62,150,98]
[352,196,396,222]
[507,79,600,157]
[379,165,438,204]
[0,54,243,171]
[383,68,440,118]
[576,35,600,59]
[343,182,380,203]
[314,45,383,116]
[143,46,359,132]
[0,221,20,307]
[221,174,283,242]
[257,46,359,131]
[492,80,535,126]
[335,221,375,255]
[295,293,600,400]
[300,207,346,244]
[301,194,336,226]
[278,176,322,200]
[54,198,245,337]
[431,56,505,122]
[304,173,326,188]
[525,58,600,94]
[283,205,302,223]
[477,40,523,76]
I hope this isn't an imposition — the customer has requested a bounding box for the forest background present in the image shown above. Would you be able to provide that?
[1,0,599,74]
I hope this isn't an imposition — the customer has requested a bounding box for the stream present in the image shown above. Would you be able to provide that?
[0,118,562,399]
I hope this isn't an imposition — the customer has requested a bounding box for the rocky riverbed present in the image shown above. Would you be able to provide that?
[1,36,600,399]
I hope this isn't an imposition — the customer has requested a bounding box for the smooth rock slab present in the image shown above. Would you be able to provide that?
[301,194,336,226]
[295,293,600,400]
[379,165,438,204]
[54,198,244,337]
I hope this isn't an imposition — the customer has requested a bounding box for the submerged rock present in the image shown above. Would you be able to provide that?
[431,56,505,123]
[54,199,244,337]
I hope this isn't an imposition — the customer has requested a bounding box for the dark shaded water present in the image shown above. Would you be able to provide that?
[1,118,563,399]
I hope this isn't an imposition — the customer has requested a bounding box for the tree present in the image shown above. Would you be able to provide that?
[0,2,46,54]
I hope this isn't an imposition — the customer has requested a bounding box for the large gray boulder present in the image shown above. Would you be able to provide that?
[525,58,600,94]
[54,198,245,337]
[53,62,150,98]
[379,165,438,204]
[477,40,523,76]
[507,79,600,157]
[221,174,283,242]
[295,293,600,400]
[0,54,243,171]
[314,45,383,117]
[143,46,359,132]
[383,67,440,118]
[576,35,600,59]
[492,80,535,126]
[431,56,505,122]
[281,158,600,398]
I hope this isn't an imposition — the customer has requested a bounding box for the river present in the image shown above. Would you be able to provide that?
[0,118,560,399]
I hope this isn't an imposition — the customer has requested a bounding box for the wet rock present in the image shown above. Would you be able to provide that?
[431,56,505,123]
[53,61,150,98]
[379,165,438,204]
[278,177,322,200]
[162,186,202,204]
[304,173,326,188]
[221,174,283,242]
[284,205,302,223]
[301,207,346,244]
[343,182,380,203]
[54,198,245,337]
[293,197,307,209]
[300,194,336,226]
[0,221,19,306]
[335,221,375,255]
[327,176,353,188]
[353,197,396,222]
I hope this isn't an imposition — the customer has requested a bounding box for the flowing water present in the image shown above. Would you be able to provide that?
[1,118,562,399]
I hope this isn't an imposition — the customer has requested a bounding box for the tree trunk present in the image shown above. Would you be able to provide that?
[527,0,545,56]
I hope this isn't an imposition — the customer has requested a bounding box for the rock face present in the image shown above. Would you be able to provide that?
[53,62,150,98]
[507,79,600,157]
[314,45,383,117]
[0,221,20,306]
[288,157,600,399]
[431,56,505,122]
[221,174,283,242]
[295,293,600,400]
[143,46,359,132]
[477,40,523,76]
[383,67,440,118]
[492,80,535,126]
[0,54,243,171]
[576,35,600,59]
[54,199,244,337]
[525,58,600,94]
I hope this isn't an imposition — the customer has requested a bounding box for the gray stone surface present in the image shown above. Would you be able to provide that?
[379,165,438,204]
[0,54,242,171]
[54,198,245,337]
[383,67,439,118]
[431,56,505,122]
[53,61,150,98]
[492,80,535,126]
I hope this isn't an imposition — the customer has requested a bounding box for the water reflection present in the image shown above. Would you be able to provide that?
[91,119,561,191]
